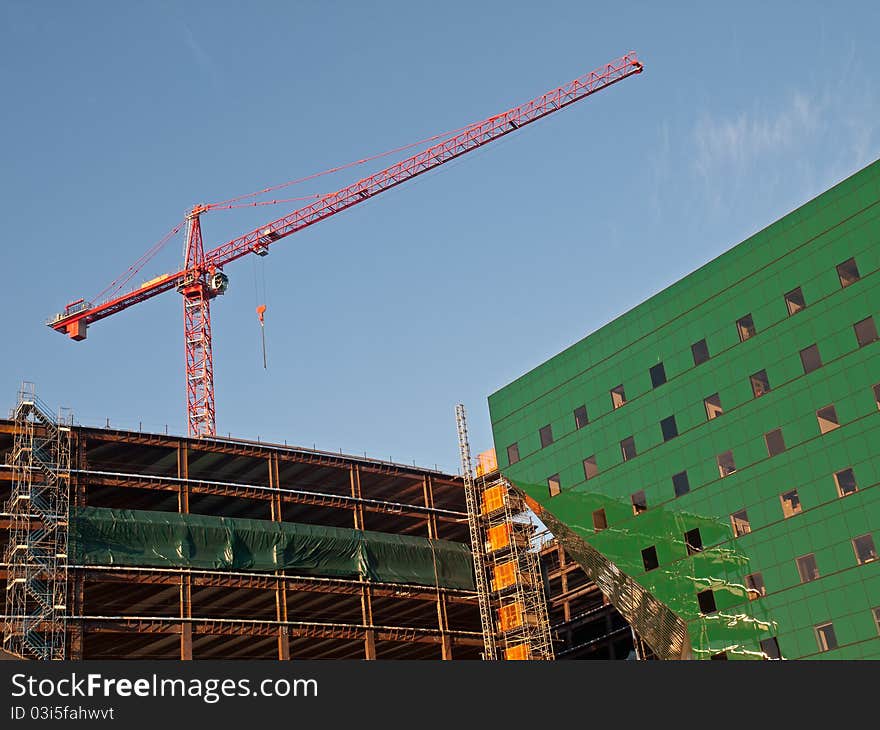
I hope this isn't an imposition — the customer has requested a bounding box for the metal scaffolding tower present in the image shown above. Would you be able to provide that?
[3,383,71,660]
[455,404,553,660]
[455,404,497,660]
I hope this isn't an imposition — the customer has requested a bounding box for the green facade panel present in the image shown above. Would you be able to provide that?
[489,159,880,659]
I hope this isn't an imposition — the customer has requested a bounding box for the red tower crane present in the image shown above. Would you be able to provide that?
[48,53,643,438]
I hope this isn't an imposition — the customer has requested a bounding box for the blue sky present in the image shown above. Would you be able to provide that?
[1,1,878,473]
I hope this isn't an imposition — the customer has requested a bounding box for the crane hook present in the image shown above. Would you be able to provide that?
[256,304,267,368]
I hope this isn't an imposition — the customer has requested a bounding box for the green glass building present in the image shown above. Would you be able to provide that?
[489,160,880,660]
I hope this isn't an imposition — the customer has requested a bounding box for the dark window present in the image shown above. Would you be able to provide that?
[620,436,637,461]
[704,393,723,419]
[736,313,756,342]
[815,622,838,652]
[874,607,880,635]
[834,468,857,497]
[800,344,822,374]
[760,637,781,660]
[684,528,703,555]
[611,385,627,409]
[691,339,710,365]
[539,424,554,448]
[765,428,786,457]
[853,534,878,564]
[750,370,771,398]
[796,553,820,583]
[592,508,607,531]
[854,316,879,347]
[672,471,690,498]
[573,405,589,429]
[837,257,861,288]
[631,490,647,515]
[649,362,667,388]
[710,652,728,660]
[780,489,802,518]
[731,509,751,537]
[547,473,561,497]
[874,383,880,410]
[745,572,766,600]
[697,590,717,614]
[717,450,736,477]
[816,405,840,434]
[785,286,806,315]
[641,546,659,572]
[506,443,520,465]
[660,415,678,441]
[583,455,598,480]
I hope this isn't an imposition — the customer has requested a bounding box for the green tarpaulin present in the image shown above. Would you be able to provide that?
[70,507,475,591]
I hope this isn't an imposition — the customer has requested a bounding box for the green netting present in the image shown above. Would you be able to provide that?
[70,507,475,591]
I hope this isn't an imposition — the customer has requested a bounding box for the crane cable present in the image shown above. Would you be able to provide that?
[203,120,479,212]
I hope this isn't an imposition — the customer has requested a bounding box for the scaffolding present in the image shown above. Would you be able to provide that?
[455,404,553,661]
[3,383,71,660]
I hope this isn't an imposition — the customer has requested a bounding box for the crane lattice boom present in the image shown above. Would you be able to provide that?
[48,53,643,436]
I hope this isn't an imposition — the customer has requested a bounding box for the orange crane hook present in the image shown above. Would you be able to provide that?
[256,304,267,368]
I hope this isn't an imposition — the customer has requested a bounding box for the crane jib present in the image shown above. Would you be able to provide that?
[46,52,643,436]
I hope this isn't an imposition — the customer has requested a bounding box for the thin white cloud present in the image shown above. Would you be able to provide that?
[692,92,819,180]
[181,22,222,91]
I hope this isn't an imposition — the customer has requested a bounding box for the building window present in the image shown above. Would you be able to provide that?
[780,489,802,518]
[583,455,598,480]
[796,553,820,583]
[731,509,751,537]
[852,534,878,564]
[760,636,781,660]
[874,383,880,410]
[736,313,757,342]
[874,607,880,635]
[750,370,771,398]
[592,508,607,531]
[765,428,786,456]
[716,450,736,477]
[684,527,703,555]
[816,405,840,434]
[660,415,678,441]
[837,257,861,288]
[814,622,838,652]
[574,405,589,429]
[785,286,806,315]
[745,572,766,600]
[610,385,627,409]
[547,474,561,497]
[697,589,717,614]
[506,443,520,465]
[800,344,822,374]
[631,490,647,516]
[649,362,667,388]
[539,424,554,448]
[834,467,858,497]
[620,436,637,461]
[854,316,879,347]
[641,545,659,572]
[692,339,710,366]
[704,393,724,420]
[672,470,690,498]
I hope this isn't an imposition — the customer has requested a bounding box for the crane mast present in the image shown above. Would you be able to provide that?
[47,53,643,437]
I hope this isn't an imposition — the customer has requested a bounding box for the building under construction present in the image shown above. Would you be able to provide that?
[1,387,489,660]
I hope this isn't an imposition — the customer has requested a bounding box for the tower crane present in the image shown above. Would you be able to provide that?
[48,53,643,438]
